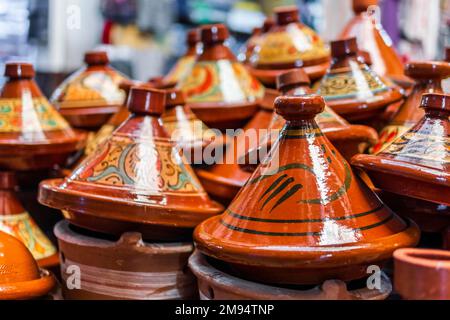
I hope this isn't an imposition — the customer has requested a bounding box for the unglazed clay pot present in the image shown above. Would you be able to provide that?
[163,28,201,88]
[316,37,403,122]
[188,251,392,300]
[394,248,450,300]
[340,0,405,83]
[248,6,330,86]
[0,63,87,171]
[352,93,450,206]
[0,230,55,300]
[55,220,196,300]
[371,60,450,154]
[194,94,419,286]
[51,51,129,129]
[0,172,58,268]
[39,87,223,241]
[178,24,264,129]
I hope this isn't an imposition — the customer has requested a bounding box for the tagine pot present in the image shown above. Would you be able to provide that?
[0,230,55,300]
[178,24,264,130]
[316,37,403,123]
[0,63,87,171]
[188,251,392,300]
[162,29,201,88]
[371,60,450,154]
[240,18,275,65]
[39,87,223,241]
[0,172,58,268]
[51,51,129,129]
[55,220,197,300]
[394,248,450,300]
[194,94,419,286]
[340,0,407,86]
[248,6,330,86]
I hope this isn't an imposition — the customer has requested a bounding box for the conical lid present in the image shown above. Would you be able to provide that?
[39,87,223,241]
[0,172,57,266]
[316,37,403,121]
[0,230,55,300]
[241,18,275,64]
[194,94,419,285]
[340,0,404,79]
[352,93,450,206]
[248,6,330,85]
[163,29,201,87]
[51,51,130,129]
[0,63,86,171]
[178,24,264,129]
[371,60,450,154]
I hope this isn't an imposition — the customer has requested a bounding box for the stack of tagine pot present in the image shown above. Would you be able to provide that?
[39,86,223,300]
[0,62,86,270]
[189,94,419,300]
[196,68,378,205]
[247,6,330,87]
[178,24,265,129]
[340,0,411,88]
[352,93,450,300]
[51,51,129,130]
[0,230,56,300]
[315,37,404,127]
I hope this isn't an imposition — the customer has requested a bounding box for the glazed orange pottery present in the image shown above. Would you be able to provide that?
[178,24,264,129]
[194,94,419,285]
[0,172,58,268]
[340,0,405,82]
[316,37,403,122]
[0,230,55,300]
[51,51,130,129]
[163,28,201,88]
[371,60,450,154]
[55,220,197,300]
[0,63,87,171]
[394,248,450,300]
[248,6,330,86]
[39,87,223,241]
[352,93,450,206]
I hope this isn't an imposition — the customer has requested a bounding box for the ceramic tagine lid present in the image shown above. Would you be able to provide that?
[39,87,223,241]
[0,230,55,300]
[178,24,265,129]
[0,172,57,268]
[248,6,330,86]
[340,0,405,81]
[0,63,87,171]
[352,93,450,206]
[371,60,450,154]
[316,37,403,122]
[51,51,129,129]
[194,94,419,285]
[241,18,275,64]
[163,29,201,88]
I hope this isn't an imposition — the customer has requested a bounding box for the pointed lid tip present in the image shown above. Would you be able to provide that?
[4,62,35,78]
[187,28,200,45]
[0,172,17,190]
[274,6,300,25]
[165,89,185,108]
[84,51,109,65]
[405,60,450,79]
[420,93,450,113]
[275,94,325,120]
[127,87,166,116]
[200,24,229,44]
[352,0,379,13]
[276,69,310,93]
[331,37,358,59]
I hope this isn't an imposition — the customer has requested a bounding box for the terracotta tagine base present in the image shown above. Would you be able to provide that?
[55,220,197,300]
[394,248,450,300]
[0,230,55,300]
[188,251,392,300]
